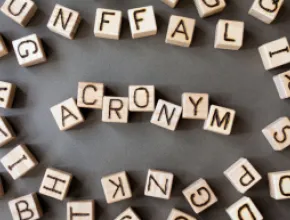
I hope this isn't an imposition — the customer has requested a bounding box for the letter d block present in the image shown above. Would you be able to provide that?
[268,170,290,200]
[115,208,140,220]
[167,209,196,220]
[193,0,226,18]
[102,97,129,123]
[67,200,95,220]
[9,193,43,220]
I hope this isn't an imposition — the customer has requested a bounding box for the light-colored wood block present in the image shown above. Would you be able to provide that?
[258,37,290,70]
[115,208,140,220]
[77,82,104,109]
[165,15,196,48]
[0,81,16,108]
[262,117,290,151]
[182,93,208,119]
[50,98,84,131]
[214,19,244,50]
[47,4,81,40]
[1,144,38,180]
[0,35,8,57]
[39,167,73,201]
[129,85,155,112]
[94,8,122,40]
[101,171,132,204]
[273,70,290,99]
[151,99,182,131]
[268,170,290,200]
[224,158,262,194]
[144,169,174,200]
[249,0,284,24]
[12,34,46,67]
[226,196,263,220]
[9,193,43,220]
[67,200,95,220]
[0,175,4,197]
[167,209,196,220]
[161,0,180,8]
[1,0,37,26]
[0,116,15,147]
[102,96,129,123]
[128,6,157,39]
[193,0,226,18]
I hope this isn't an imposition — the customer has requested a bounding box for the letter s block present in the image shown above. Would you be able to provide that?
[193,0,226,18]
[268,170,290,200]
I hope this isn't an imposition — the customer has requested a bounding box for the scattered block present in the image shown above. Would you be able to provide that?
[8,193,43,220]
[182,93,209,119]
[129,85,155,112]
[268,170,290,200]
[226,196,263,220]
[258,37,290,70]
[151,99,182,131]
[262,117,290,151]
[273,70,290,99]
[77,82,104,109]
[102,96,129,123]
[165,15,196,48]
[1,0,37,26]
[161,0,180,8]
[0,116,15,147]
[224,158,262,194]
[193,0,226,18]
[115,208,140,220]
[203,105,236,135]
[94,8,122,40]
[167,209,196,220]
[12,34,46,67]
[0,175,4,197]
[39,167,73,200]
[67,200,95,220]
[1,144,38,180]
[183,178,218,214]
[50,98,84,131]
[144,169,174,200]
[0,35,8,57]
[249,0,284,24]
[47,4,81,39]
[0,81,16,108]
[214,19,244,50]
[128,6,157,39]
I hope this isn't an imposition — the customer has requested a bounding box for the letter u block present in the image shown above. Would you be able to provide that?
[268,170,290,200]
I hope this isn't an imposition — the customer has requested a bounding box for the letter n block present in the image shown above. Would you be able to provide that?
[129,85,155,112]
[77,82,104,109]
[0,81,16,108]
[268,170,290,200]
[182,178,217,214]
[273,70,290,99]
[115,208,140,220]
[67,200,95,220]
[182,93,209,120]
[0,35,8,57]
[102,97,129,123]
[0,116,15,147]
[167,209,196,220]
[193,0,226,18]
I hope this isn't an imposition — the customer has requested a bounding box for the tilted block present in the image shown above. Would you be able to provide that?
[161,0,180,8]
[0,35,8,57]
[268,170,290,200]
[114,208,140,220]
[67,200,95,220]
[102,96,129,123]
[193,0,226,18]
[129,85,155,112]
[0,116,15,147]
[0,81,16,108]
[0,175,4,197]
[77,82,104,109]
[273,70,290,99]
[167,209,196,220]
[182,93,209,119]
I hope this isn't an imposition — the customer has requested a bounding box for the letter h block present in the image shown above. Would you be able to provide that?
[268,170,290,200]
[67,200,95,220]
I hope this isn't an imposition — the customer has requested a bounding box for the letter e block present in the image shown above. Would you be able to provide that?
[115,208,140,220]
[77,82,104,109]
[273,71,290,99]
[0,116,15,147]
[182,93,208,119]
[129,85,155,112]
[161,0,180,8]
[0,81,16,108]
[0,35,8,57]
[67,200,95,220]
[102,97,129,123]
[193,0,226,18]
[268,170,290,200]
[167,209,196,220]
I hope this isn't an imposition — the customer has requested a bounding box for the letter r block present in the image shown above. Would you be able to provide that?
[102,96,129,123]
[193,0,226,18]
[77,82,104,109]
[268,170,290,200]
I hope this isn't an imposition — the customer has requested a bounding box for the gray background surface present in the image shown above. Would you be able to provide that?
[0,0,290,219]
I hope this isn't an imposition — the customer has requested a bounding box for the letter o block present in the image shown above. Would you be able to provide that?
[268,170,290,200]
[129,85,155,112]
[193,0,226,18]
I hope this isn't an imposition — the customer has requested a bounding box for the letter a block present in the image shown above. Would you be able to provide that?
[182,93,209,120]
[193,0,226,18]
[0,81,16,108]
[0,116,15,147]
[67,200,95,220]
[224,158,262,194]
[77,82,104,109]
[167,209,196,220]
[102,97,129,123]
[0,35,8,57]
[268,170,290,200]
[129,85,155,112]
[115,208,140,220]
[273,71,290,99]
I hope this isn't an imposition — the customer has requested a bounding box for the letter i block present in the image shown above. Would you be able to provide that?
[0,116,15,147]
[167,209,196,220]
[77,82,104,109]
[273,71,290,99]
[129,85,155,112]
[0,81,16,109]
[193,0,226,18]
[67,200,95,220]
[224,158,262,194]
[9,193,43,220]
[226,196,263,220]
[102,97,129,123]
[268,171,290,200]
[0,35,8,57]
[115,208,140,220]
[182,93,209,119]
[161,0,180,8]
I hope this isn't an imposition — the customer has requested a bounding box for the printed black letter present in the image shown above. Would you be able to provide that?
[8,0,27,16]
[15,200,35,220]
[82,85,97,105]
[259,0,279,13]
[17,40,38,58]
[279,175,290,196]
[43,175,66,195]
[69,207,90,220]
[108,99,124,119]
[53,8,72,30]
[224,23,235,42]
[133,9,146,30]
[147,175,168,195]
[133,87,149,108]
[237,204,256,220]
[171,19,189,41]
[210,109,231,130]
[158,104,176,125]
[190,187,211,207]
[109,177,125,198]
[239,165,255,187]
[100,12,115,31]
[273,125,290,143]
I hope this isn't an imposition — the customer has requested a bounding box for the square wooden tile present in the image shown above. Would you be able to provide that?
[129,85,155,112]
[182,93,208,119]
[77,82,104,109]
[102,97,129,123]
[67,200,95,220]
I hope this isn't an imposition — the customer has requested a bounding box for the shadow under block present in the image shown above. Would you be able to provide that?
[226,196,263,220]
[0,176,4,197]
[151,99,182,131]
[161,0,180,8]
[193,0,226,18]
[94,8,122,40]
[262,117,290,151]
[0,116,15,147]
[273,70,290,99]
[0,35,8,57]
[249,0,284,24]
[182,93,209,119]
[67,200,95,220]
[1,144,38,180]
[102,96,129,123]
[268,170,290,200]
[203,105,236,135]
[77,82,104,109]
[9,193,43,220]
[47,4,81,39]
[0,81,16,108]
[144,169,174,200]
[165,15,196,48]
[128,6,157,39]
[167,209,196,220]
[115,208,140,220]
[224,158,262,194]
[258,37,290,70]
[50,98,84,131]
[1,0,37,26]
[101,171,132,204]
[39,167,73,201]
[129,85,155,112]
[214,19,244,50]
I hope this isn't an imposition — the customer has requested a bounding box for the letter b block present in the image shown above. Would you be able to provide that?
[268,170,290,200]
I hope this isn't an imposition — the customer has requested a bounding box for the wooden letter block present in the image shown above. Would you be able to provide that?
[162,0,180,8]
[268,170,290,200]
[203,105,235,135]
[258,37,290,70]
[115,208,140,220]
[129,85,155,112]
[102,96,129,123]
[151,99,182,131]
[0,35,8,57]
[224,158,262,194]
[101,171,132,204]
[39,167,73,200]
[77,82,104,109]
[1,144,38,180]
[0,116,15,147]
[128,6,157,39]
[12,34,46,67]
[249,0,284,24]
[182,93,208,119]
[273,70,290,99]
[0,81,16,109]
[193,0,226,18]
[214,19,244,50]
[167,209,196,220]
[1,0,37,26]
[165,15,196,48]
[226,196,263,220]
[50,98,84,131]
[94,8,122,40]
[0,175,4,197]
[9,193,43,220]
[67,200,95,220]
[47,4,81,39]
[144,169,174,200]
[262,117,290,151]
